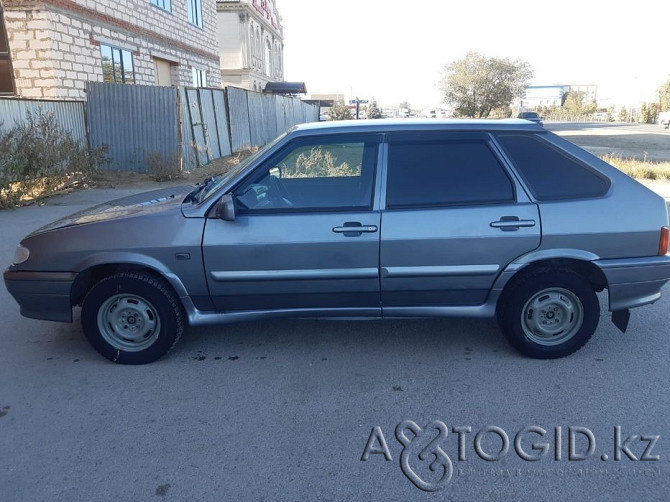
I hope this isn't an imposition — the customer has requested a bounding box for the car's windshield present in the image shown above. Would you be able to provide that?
[196,132,288,203]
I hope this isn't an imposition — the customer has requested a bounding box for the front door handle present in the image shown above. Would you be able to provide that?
[490,216,536,231]
[332,222,378,236]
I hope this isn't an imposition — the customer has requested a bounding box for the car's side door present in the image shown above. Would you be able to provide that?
[202,133,383,314]
[380,131,541,310]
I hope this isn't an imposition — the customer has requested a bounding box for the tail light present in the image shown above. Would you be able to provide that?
[660,227,669,256]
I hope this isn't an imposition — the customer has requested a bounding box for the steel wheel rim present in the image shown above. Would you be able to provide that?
[96,294,161,352]
[521,288,584,346]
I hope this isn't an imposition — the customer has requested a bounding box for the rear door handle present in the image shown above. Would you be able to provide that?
[490,216,536,231]
[332,222,378,236]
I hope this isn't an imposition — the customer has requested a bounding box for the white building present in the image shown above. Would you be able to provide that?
[0,0,221,99]
[216,0,284,92]
[518,84,599,110]
[520,86,568,108]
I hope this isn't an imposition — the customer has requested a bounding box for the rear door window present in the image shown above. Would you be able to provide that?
[386,133,515,208]
[495,133,610,200]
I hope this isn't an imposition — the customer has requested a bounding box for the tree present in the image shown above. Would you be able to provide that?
[366,99,383,119]
[618,106,629,122]
[562,91,585,115]
[328,101,353,121]
[561,91,597,118]
[658,79,670,112]
[439,52,533,118]
[639,102,658,124]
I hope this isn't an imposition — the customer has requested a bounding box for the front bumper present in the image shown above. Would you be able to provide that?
[3,269,77,322]
[595,255,670,311]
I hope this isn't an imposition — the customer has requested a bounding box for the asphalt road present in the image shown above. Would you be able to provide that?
[546,122,670,162]
[1,128,670,501]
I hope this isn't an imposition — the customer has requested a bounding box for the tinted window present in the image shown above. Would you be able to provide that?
[386,136,514,208]
[235,136,379,212]
[495,134,610,200]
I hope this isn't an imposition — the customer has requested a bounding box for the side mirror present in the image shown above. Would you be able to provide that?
[215,193,236,221]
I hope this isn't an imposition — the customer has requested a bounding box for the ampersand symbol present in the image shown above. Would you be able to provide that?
[395,420,453,491]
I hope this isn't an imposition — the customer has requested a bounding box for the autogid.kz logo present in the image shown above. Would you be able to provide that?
[360,422,661,492]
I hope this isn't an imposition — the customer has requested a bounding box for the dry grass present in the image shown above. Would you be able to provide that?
[601,155,670,181]
[87,149,257,189]
[181,148,256,181]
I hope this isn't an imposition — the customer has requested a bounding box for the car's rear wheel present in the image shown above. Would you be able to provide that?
[81,272,185,364]
[498,269,599,359]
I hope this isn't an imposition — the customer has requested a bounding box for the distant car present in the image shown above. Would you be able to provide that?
[658,111,670,129]
[5,119,670,364]
[517,111,544,126]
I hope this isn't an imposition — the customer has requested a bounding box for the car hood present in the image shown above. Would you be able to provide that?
[29,185,195,235]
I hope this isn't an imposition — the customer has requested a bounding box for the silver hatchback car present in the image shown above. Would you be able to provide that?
[5,120,670,364]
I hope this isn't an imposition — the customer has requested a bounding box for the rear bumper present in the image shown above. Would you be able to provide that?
[595,256,670,311]
[3,269,77,322]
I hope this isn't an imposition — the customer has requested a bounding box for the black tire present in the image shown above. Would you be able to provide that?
[497,269,599,359]
[81,272,185,364]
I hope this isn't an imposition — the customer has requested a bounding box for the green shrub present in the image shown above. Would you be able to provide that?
[0,110,108,208]
[146,151,181,182]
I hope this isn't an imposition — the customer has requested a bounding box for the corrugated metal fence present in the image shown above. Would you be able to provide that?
[181,86,318,170]
[87,83,179,172]
[86,82,318,172]
[0,97,86,144]
[0,83,319,173]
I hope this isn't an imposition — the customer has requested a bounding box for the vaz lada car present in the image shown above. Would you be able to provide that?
[5,120,670,364]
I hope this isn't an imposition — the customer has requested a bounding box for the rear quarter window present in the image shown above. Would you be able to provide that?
[495,133,610,200]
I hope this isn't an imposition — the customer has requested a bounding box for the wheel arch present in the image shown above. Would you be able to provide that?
[70,253,189,308]
[496,256,608,313]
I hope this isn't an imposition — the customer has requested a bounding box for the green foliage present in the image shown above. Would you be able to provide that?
[639,102,658,124]
[618,106,630,122]
[366,99,384,119]
[279,146,360,178]
[440,52,533,118]
[0,110,108,208]
[489,107,513,118]
[562,91,589,115]
[146,152,181,182]
[658,79,670,112]
[328,101,353,121]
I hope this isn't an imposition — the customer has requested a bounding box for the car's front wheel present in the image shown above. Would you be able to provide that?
[81,272,185,364]
[498,269,599,359]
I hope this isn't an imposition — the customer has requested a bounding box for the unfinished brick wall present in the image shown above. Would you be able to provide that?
[3,0,221,99]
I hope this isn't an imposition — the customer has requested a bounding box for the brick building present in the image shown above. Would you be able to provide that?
[0,0,221,99]
[216,0,283,92]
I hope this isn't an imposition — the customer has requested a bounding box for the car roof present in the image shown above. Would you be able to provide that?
[292,118,543,135]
